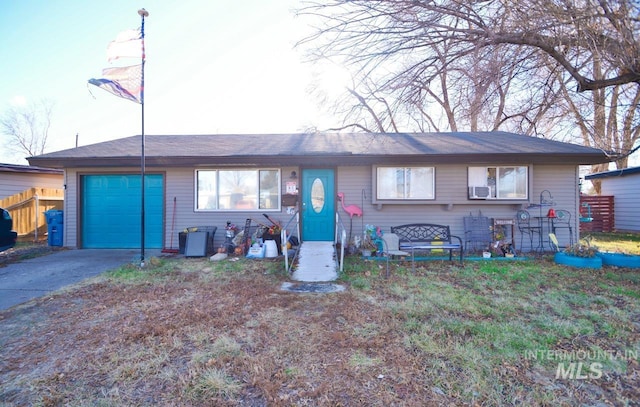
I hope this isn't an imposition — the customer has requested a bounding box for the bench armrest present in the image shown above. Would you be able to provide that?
[450,235,463,250]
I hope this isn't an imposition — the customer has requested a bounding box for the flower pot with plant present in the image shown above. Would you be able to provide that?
[362,224,384,256]
[360,235,377,257]
[490,228,515,257]
[554,236,602,268]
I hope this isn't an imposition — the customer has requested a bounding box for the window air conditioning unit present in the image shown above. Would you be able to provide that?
[469,186,491,199]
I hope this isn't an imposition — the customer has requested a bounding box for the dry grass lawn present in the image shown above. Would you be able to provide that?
[1,237,639,406]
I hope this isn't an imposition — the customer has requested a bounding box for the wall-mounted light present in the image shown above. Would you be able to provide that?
[290,171,297,179]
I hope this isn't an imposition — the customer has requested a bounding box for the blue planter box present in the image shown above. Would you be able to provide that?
[554,252,602,269]
[597,252,640,268]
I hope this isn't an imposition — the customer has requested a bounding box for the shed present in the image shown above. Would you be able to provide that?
[585,166,640,232]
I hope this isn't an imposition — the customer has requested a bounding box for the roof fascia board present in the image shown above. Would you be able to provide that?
[28,152,609,169]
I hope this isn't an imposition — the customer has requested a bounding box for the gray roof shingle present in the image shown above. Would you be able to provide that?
[28,132,610,168]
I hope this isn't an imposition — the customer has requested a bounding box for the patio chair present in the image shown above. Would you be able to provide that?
[381,233,410,257]
[516,209,541,252]
[463,214,492,253]
[551,209,574,248]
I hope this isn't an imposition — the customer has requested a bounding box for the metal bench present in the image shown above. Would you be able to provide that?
[390,223,464,269]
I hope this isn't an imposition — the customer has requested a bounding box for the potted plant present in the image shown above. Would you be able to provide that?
[360,236,377,257]
[554,236,602,268]
[362,225,384,257]
[490,229,515,258]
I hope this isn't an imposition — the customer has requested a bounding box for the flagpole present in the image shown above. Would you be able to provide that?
[139,8,148,267]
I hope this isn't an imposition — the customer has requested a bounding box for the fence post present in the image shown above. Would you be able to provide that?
[34,193,39,242]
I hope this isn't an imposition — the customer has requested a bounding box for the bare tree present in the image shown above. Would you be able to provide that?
[1,99,54,159]
[312,40,567,136]
[416,43,567,135]
[299,0,639,92]
[298,0,639,166]
[560,75,640,192]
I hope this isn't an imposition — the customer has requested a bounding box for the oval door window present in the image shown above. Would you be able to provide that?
[311,178,325,213]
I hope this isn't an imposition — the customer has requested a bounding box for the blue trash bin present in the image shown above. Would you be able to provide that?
[44,210,64,246]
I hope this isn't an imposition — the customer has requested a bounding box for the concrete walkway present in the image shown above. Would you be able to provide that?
[291,241,338,282]
[0,249,161,311]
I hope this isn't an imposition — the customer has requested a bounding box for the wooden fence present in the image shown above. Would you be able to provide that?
[580,195,614,233]
[0,187,64,240]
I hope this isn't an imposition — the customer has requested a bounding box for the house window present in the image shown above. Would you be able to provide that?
[196,169,280,211]
[468,166,528,199]
[376,166,435,200]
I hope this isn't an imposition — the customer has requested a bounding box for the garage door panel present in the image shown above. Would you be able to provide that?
[82,174,163,249]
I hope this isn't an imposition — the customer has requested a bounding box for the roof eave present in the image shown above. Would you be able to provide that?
[27,151,610,169]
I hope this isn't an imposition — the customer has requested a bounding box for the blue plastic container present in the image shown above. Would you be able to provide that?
[44,210,63,225]
[597,252,640,268]
[554,252,602,269]
[44,210,64,246]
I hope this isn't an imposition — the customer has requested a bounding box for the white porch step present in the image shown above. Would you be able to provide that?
[291,241,338,282]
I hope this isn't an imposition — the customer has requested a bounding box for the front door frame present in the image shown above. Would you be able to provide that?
[301,168,336,241]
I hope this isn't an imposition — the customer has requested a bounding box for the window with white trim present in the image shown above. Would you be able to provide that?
[376,166,435,200]
[468,166,528,199]
[196,169,280,211]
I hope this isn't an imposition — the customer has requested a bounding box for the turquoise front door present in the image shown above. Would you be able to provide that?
[82,174,163,248]
[302,169,335,241]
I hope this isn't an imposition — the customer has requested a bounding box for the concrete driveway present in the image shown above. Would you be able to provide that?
[0,249,162,311]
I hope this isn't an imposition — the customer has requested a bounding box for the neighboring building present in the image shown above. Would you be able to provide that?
[0,163,63,199]
[585,166,640,233]
[27,132,610,252]
[0,163,64,238]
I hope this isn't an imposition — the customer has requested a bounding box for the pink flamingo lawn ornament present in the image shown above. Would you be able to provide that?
[337,192,363,218]
[337,192,363,245]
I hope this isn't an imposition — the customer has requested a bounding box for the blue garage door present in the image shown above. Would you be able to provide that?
[82,174,163,248]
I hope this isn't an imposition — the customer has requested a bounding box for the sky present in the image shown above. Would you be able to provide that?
[0,0,347,164]
[1,1,637,169]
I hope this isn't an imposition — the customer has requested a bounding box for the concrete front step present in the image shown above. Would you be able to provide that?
[280,282,345,293]
[291,241,338,282]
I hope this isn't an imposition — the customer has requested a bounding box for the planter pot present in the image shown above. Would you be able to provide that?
[554,252,602,269]
[482,251,491,258]
[597,252,640,268]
